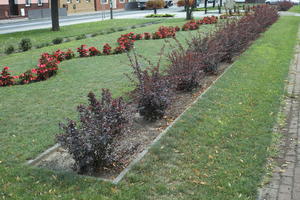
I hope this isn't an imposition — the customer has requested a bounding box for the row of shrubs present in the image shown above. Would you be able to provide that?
[3,22,161,55]
[56,5,279,174]
[4,38,33,54]
[0,16,219,87]
[277,1,293,11]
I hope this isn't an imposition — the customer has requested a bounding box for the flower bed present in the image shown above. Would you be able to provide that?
[182,16,218,31]
[0,19,192,87]
[37,5,278,177]
[0,16,227,88]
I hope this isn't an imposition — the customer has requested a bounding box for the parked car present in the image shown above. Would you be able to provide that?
[138,0,173,9]
[265,0,299,4]
[235,0,246,3]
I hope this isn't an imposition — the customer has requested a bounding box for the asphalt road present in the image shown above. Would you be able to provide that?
[0,7,177,34]
[0,5,217,34]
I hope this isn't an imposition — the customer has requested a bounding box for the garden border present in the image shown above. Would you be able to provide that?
[26,59,235,184]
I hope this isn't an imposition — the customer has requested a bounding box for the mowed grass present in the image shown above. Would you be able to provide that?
[0,18,161,53]
[0,16,299,199]
[0,19,207,162]
[289,5,300,13]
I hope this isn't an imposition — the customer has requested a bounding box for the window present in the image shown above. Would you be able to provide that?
[67,0,72,3]
[119,0,125,3]
[25,0,30,6]
[101,0,108,4]
[38,0,42,6]
[76,0,81,3]
[86,0,91,2]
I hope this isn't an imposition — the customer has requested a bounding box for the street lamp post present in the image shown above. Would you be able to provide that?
[219,0,222,14]
[110,0,113,19]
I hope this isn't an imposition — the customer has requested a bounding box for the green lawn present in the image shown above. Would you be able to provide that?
[289,5,300,13]
[0,18,162,54]
[0,16,299,199]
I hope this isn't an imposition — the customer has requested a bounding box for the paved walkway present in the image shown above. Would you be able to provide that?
[279,11,300,17]
[258,30,300,200]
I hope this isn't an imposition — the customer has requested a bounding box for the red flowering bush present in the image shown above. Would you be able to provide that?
[77,45,89,57]
[64,49,75,60]
[119,32,136,40]
[182,16,218,31]
[114,46,126,54]
[119,39,134,51]
[103,43,112,55]
[277,1,293,11]
[201,16,218,24]
[19,69,37,84]
[117,33,135,51]
[52,49,66,62]
[36,53,59,81]
[89,47,101,56]
[182,20,199,31]
[0,66,15,86]
[134,33,143,40]
[144,32,152,40]
[152,31,163,39]
[158,26,176,38]
[175,26,181,32]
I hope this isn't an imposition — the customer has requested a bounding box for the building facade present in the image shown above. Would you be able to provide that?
[94,0,127,11]
[59,0,95,14]
[0,0,128,19]
[0,0,49,19]
[60,0,128,14]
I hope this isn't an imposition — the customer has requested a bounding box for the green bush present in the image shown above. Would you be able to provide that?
[75,34,87,40]
[64,38,71,42]
[19,38,32,52]
[36,42,50,49]
[117,27,126,31]
[5,45,15,54]
[52,37,63,44]
[110,28,117,32]
[91,33,99,37]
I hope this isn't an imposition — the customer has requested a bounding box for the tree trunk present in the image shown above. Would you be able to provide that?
[204,0,207,14]
[154,8,157,14]
[186,6,192,20]
[51,0,60,31]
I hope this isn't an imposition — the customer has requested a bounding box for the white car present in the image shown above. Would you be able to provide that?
[235,0,246,3]
[265,0,300,4]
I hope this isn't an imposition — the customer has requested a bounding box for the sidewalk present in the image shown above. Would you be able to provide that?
[258,28,300,200]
